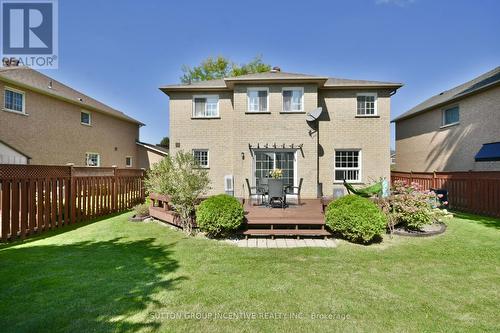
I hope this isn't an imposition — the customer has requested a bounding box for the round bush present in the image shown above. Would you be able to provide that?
[325,195,387,243]
[196,194,244,237]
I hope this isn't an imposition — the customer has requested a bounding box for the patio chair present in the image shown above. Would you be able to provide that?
[246,178,265,205]
[268,179,286,209]
[285,178,303,205]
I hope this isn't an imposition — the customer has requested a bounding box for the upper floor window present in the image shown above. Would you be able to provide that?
[193,149,209,168]
[125,156,132,167]
[4,88,25,113]
[81,111,91,125]
[282,87,304,112]
[442,106,459,126]
[193,95,219,118]
[85,152,100,167]
[247,88,268,112]
[334,150,361,183]
[357,93,377,116]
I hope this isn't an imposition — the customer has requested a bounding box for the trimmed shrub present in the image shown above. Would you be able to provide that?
[133,203,150,217]
[196,194,244,237]
[325,195,387,243]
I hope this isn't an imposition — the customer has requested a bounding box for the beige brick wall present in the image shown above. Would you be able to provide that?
[319,89,392,196]
[169,85,392,199]
[395,86,500,172]
[137,146,167,170]
[0,82,139,167]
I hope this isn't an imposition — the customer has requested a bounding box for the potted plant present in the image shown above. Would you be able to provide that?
[269,168,282,179]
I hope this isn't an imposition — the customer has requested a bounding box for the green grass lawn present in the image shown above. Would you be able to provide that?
[0,212,499,332]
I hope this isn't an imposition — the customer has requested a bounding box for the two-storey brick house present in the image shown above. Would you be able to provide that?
[0,65,143,167]
[161,69,402,199]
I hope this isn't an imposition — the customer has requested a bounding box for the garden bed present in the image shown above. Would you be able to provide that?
[393,222,447,237]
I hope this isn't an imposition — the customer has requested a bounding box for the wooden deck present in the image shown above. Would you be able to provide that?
[242,199,331,238]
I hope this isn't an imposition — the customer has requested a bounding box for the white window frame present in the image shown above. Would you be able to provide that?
[247,87,269,113]
[334,149,362,183]
[282,87,304,112]
[125,156,133,167]
[85,152,101,167]
[192,95,219,118]
[441,105,460,127]
[193,149,209,168]
[81,110,92,126]
[356,93,377,116]
[3,87,26,114]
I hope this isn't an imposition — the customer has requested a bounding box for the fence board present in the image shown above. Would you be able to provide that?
[0,165,144,241]
[391,171,500,217]
[2,180,11,241]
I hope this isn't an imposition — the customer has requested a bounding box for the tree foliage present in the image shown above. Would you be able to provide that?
[159,136,169,148]
[144,152,211,234]
[181,55,271,83]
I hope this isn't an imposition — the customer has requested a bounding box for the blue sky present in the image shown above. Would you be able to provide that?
[43,0,500,148]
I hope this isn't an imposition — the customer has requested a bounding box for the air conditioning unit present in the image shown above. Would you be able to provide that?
[224,175,234,196]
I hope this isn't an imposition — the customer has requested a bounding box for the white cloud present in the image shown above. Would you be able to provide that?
[375,0,416,6]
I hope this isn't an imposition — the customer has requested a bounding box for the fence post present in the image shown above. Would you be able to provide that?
[69,165,76,225]
[112,166,118,213]
[468,170,473,213]
[433,171,437,189]
[141,169,146,203]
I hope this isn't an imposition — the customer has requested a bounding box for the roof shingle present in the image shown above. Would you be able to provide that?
[393,66,500,122]
[0,66,143,125]
[160,70,402,92]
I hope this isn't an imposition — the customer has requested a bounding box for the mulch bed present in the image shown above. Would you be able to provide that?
[392,222,447,237]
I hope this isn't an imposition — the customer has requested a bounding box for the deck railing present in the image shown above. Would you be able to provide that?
[391,171,500,217]
[0,165,145,241]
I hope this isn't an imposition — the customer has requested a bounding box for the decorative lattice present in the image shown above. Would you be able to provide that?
[0,165,71,179]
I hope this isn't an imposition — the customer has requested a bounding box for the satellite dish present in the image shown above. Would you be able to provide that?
[306,107,323,122]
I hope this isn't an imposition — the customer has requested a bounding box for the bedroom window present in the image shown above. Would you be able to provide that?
[357,93,377,115]
[442,106,459,126]
[282,87,304,112]
[193,95,219,118]
[4,88,25,113]
[247,88,268,112]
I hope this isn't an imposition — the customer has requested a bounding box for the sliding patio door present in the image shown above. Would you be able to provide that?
[254,151,296,189]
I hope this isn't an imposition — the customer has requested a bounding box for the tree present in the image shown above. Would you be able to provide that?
[144,152,211,235]
[181,55,271,83]
[159,136,169,148]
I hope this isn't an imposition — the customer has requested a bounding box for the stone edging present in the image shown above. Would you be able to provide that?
[392,222,447,237]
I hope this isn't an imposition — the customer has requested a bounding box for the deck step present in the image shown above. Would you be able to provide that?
[242,229,331,236]
[245,218,325,225]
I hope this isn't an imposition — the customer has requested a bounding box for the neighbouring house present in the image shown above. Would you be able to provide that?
[393,66,500,172]
[0,65,143,167]
[136,141,168,169]
[160,68,402,198]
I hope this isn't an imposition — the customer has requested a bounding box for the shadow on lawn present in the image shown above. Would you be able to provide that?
[453,211,500,230]
[0,237,185,333]
[0,212,130,250]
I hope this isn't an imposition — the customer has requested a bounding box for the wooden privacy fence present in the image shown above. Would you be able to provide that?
[0,165,145,241]
[391,171,500,217]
